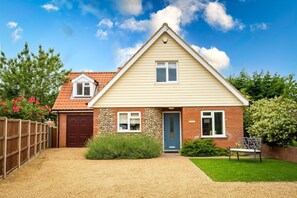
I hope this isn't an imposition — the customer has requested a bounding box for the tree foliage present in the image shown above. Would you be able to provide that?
[248,97,297,146]
[228,69,297,102]
[0,96,51,122]
[228,69,297,135]
[0,43,71,108]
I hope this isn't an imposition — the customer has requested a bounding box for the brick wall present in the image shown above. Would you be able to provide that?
[262,144,297,163]
[58,113,67,147]
[182,106,244,148]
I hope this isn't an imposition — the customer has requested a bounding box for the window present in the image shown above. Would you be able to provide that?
[118,112,141,132]
[201,111,225,137]
[76,82,90,97]
[156,62,177,82]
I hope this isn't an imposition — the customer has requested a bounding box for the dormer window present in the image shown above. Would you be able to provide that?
[77,82,90,96]
[72,74,97,98]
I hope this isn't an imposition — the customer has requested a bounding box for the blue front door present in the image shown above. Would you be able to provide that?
[164,113,180,151]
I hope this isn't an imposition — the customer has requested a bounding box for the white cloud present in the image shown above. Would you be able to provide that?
[250,23,268,32]
[118,0,203,35]
[150,5,183,33]
[7,21,18,28]
[168,0,205,25]
[6,21,23,42]
[79,2,100,18]
[191,44,230,70]
[98,18,113,28]
[117,0,142,16]
[96,30,108,40]
[120,18,150,32]
[116,43,143,66]
[11,27,23,42]
[41,4,59,11]
[204,1,244,31]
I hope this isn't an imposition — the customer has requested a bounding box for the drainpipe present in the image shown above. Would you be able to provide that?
[57,111,60,148]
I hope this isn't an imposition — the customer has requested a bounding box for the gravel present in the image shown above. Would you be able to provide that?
[0,148,296,198]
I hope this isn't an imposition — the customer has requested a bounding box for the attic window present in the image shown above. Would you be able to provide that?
[76,82,90,97]
[156,62,178,83]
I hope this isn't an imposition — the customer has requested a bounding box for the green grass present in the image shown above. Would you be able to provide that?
[191,158,297,182]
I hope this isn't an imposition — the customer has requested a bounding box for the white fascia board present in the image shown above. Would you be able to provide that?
[72,73,95,83]
[88,25,169,108]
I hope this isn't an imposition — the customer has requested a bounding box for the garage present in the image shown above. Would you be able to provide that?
[66,115,93,147]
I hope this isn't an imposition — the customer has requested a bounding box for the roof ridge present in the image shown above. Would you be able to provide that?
[70,71,117,74]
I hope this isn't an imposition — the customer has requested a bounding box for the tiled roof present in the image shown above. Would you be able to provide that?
[52,72,116,111]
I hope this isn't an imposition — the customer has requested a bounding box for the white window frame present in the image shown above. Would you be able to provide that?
[74,82,91,97]
[201,111,226,138]
[156,61,178,83]
[117,112,141,132]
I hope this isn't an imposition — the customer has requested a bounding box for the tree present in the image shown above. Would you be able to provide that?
[228,69,297,134]
[228,69,297,102]
[248,97,297,146]
[0,43,71,109]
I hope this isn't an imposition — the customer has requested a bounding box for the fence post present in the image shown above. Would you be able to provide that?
[3,117,8,179]
[27,120,31,161]
[39,124,42,152]
[18,119,22,168]
[34,122,37,157]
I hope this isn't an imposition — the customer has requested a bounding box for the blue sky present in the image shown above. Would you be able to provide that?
[0,0,296,77]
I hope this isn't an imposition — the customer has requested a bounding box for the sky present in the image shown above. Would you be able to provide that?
[0,0,296,78]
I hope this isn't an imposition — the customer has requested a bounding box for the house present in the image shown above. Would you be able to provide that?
[53,23,248,150]
[52,72,116,147]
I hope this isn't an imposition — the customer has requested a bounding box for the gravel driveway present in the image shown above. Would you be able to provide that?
[0,148,297,198]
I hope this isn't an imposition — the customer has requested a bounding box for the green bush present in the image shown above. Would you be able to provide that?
[85,133,162,160]
[248,97,297,146]
[181,139,228,157]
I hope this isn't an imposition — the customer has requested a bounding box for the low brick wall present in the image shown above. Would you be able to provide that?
[262,144,297,163]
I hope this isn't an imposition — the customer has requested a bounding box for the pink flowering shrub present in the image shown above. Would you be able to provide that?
[0,96,51,122]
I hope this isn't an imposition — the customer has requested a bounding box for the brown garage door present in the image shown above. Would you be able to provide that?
[66,115,93,147]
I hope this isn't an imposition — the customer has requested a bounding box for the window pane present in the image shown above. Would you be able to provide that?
[156,68,166,82]
[84,86,90,95]
[119,113,128,130]
[168,68,177,81]
[77,83,82,95]
[203,112,211,116]
[157,62,166,67]
[168,62,176,69]
[214,112,223,135]
[202,118,212,136]
[169,115,174,140]
[130,118,140,131]
[130,113,139,117]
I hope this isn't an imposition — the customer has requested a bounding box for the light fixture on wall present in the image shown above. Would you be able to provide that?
[162,37,168,44]
[168,107,175,110]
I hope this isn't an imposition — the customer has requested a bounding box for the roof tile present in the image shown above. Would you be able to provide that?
[52,72,116,111]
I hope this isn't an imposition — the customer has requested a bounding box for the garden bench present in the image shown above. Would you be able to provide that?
[229,137,262,162]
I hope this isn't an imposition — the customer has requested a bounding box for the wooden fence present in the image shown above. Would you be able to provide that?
[0,117,49,179]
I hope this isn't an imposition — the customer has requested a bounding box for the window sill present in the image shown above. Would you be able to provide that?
[117,131,142,133]
[201,136,227,139]
[73,96,92,99]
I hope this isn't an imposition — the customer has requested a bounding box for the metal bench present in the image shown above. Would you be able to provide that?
[229,137,262,162]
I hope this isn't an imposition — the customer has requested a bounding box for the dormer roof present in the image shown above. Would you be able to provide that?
[52,72,116,111]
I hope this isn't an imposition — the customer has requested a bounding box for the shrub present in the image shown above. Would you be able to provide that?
[248,97,297,146]
[181,139,228,157]
[0,96,51,122]
[85,133,162,160]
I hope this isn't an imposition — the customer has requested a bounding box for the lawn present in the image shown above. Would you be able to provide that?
[191,158,297,182]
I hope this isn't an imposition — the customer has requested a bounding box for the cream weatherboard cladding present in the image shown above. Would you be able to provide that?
[92,32,242,107]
